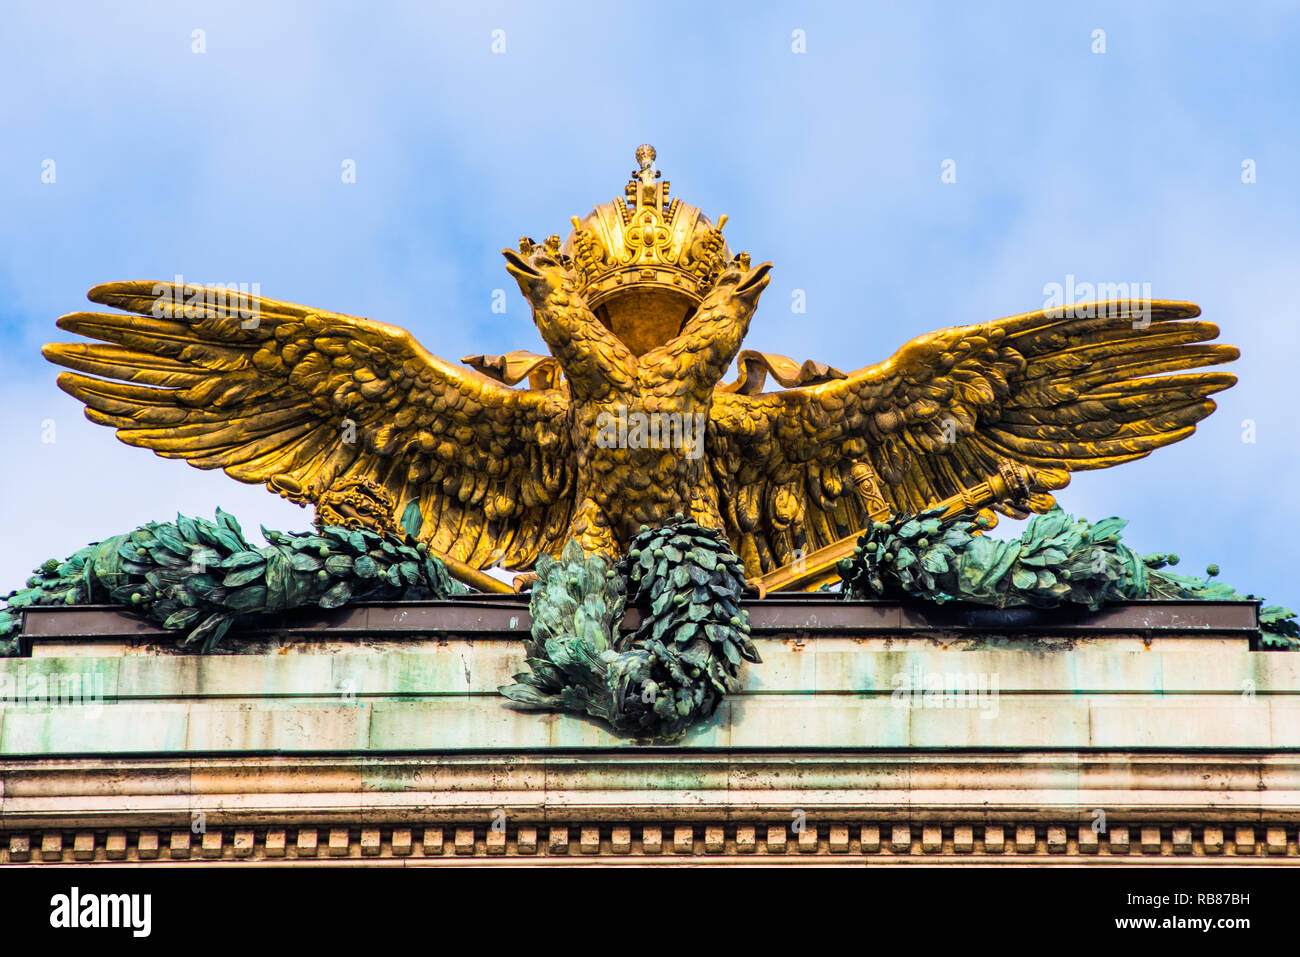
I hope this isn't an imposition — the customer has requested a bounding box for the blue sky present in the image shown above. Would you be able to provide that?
[1,1,1297,604]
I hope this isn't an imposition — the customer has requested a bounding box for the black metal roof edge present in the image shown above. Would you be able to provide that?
[16,598,1261,641]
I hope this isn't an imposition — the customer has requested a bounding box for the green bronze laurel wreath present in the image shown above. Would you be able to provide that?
[0,508,463,657]
[499,517,759,740]
[836,505,1297,648]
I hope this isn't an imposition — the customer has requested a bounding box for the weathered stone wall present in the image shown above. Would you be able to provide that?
[2,599,1296,864]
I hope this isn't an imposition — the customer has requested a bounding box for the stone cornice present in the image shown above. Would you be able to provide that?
[3,820,1297,865]
[4,752,1300,831]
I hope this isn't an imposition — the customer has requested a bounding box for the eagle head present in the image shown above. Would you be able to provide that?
[502,237,570,302]
[709,257,774,310]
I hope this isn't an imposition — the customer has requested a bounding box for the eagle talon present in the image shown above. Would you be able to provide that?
[512,572,540,594]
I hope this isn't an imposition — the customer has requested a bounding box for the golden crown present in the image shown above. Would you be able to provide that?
[557,145,738,355]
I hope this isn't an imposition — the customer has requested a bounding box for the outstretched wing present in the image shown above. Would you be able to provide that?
[44,281,574,569]
[710,300,1237,575]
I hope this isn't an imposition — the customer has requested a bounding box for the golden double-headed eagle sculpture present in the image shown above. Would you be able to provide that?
[44,146,1238,593]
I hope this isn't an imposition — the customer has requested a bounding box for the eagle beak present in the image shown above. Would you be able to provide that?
[736,262,773,297]
[502,248,542,281]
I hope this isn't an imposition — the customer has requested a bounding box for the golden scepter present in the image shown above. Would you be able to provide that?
[752,461,1063,595]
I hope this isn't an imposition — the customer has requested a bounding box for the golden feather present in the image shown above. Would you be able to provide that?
[44,281,574,573]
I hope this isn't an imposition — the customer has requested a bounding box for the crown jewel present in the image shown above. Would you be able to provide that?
[559,146,736,355]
